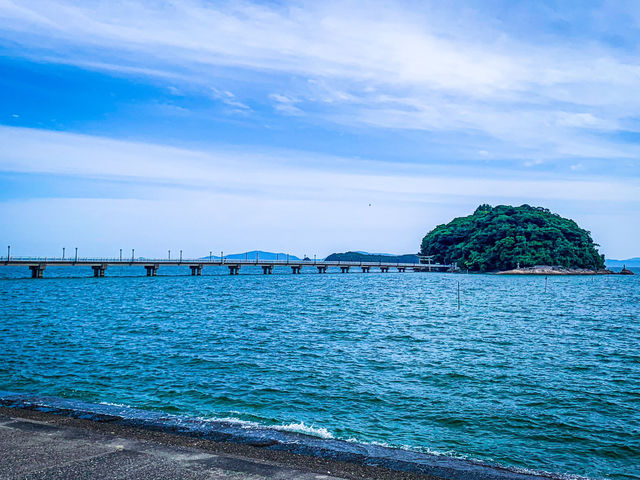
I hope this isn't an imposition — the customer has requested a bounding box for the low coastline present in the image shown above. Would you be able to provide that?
[0,393,561,480]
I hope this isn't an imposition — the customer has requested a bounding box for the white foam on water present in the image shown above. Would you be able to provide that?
[3,393,595,480]
[98,401,129,408]
[193,415,260,429]
[197,413,335,440]
[272,422,335,439]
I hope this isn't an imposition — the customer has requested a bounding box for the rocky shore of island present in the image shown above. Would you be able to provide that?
[497,265,634,275]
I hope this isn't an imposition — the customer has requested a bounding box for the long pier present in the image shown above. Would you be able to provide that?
[1,256,454,278]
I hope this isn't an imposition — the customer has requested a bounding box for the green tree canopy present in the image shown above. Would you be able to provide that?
[420,204,605,272]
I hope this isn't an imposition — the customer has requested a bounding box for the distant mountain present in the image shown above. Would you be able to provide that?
[325,251,419,263]
[605,257,640,267]
[201,251,301,261]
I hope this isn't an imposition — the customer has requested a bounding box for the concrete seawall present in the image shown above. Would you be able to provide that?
[0,406,433,480]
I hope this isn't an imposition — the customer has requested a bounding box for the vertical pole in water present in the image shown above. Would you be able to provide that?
[457,281,460,310]
[544,276,547,293]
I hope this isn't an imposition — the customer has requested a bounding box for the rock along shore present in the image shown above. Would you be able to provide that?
[496,265,624,275]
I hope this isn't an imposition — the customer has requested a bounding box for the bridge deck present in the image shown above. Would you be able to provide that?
[1,257,454,277]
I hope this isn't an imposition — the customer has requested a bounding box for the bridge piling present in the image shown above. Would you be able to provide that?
[189,265,203,276]
[380,267,389,273]
[144,265,158,276]
[340,266,350,273]
[91,265,107,277]
[29,265,45,278]
[262,265,273,274]
[291,266,301,274]
[317,266,327,273]
[228,265,240,275]
[361,266,370,273]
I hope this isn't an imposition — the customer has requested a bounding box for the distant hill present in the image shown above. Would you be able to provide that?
[421,204,605,272]
[605,257,640,267]
[200,251,301,261]
[325,251,419,263]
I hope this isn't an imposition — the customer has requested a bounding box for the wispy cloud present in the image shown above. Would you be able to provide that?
[269,93,303,116]
[1,125,638,204]
[210,87,252,113]
[1,1,639,165]
[1,126,638,256]
[1,1,639,256]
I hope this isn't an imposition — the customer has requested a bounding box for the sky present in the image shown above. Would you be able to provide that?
[0,0,639,259]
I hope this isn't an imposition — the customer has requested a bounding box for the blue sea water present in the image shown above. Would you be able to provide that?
[0,266,638,479]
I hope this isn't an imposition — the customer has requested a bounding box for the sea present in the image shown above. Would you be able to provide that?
[0,266,638,479]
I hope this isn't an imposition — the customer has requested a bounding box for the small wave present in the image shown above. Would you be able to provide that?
[196,415,334,439]
[0,393,596,480]
[98,401,129,408]
[273,422,334,439]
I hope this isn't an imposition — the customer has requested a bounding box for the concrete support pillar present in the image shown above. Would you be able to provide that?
[317,266,327,273]
[291,266,301,274]
[228,265,240,275]
[144,265,158,276]
[92,265,107,277]
[361,266,370,273]
[189,265,203,276]
[262,265,273,274]
[340,266,350,273]
[29,265,45,278]
[380,267,389,273]
[397,267,406,272]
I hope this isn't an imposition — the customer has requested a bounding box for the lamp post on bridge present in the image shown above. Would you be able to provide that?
[168,250,171,261]
[74,247,78,263]
[7,245,9,262]
[62,247,65,260]
[119,249,122,261]
[221,251,223,264]
[179,250,182,262]
[131,249,134,262]
[209,251,212,262]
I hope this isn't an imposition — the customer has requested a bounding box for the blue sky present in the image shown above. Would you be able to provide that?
[0,0,639,258]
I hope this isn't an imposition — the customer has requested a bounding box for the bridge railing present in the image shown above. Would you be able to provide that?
[3,257,453,268]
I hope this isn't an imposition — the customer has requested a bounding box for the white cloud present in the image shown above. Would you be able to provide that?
[1,0,639,162]
[210,87,251,111]
[1,125,638,204]
[1,126,638,257]
[269,93,303,116]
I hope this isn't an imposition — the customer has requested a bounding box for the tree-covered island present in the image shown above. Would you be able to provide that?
[420,204,605,272]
